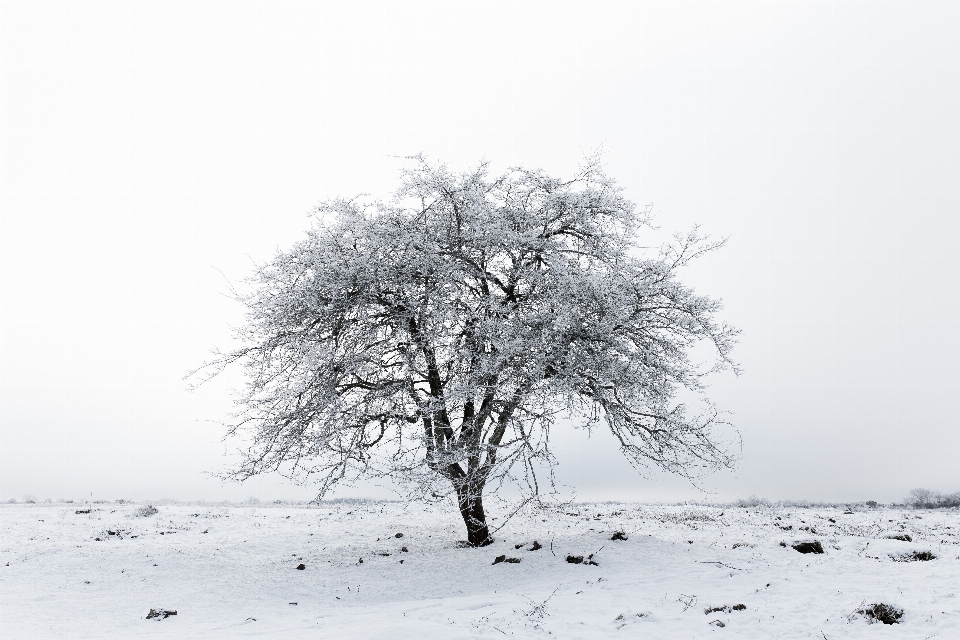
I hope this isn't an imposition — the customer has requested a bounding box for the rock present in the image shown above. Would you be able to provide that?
[296,564,305,570]
[395,532,403,538]
[566,555,584,564]
[611,531,627,541]
[492,555,520,564]
[791,541,824,554]
[530,540,543,551]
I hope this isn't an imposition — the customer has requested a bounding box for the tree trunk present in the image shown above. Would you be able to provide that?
[456,483,492,546]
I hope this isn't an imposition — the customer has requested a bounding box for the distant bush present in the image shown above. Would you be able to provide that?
[22,494,37,504]
[135,505,158,517]
[735,495,770,508]
[906,488,960,509]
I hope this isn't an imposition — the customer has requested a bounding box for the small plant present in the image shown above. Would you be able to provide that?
[146,608,177,620]
[524,588,558,620]
[704,604,746,614]
[135,505,158,517]
[611,531,628,541]
[885,533,912,542]
[894,550,936,562]
[857,603,903,625]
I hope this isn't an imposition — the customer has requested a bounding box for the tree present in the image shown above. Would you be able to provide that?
[197,157,739,546]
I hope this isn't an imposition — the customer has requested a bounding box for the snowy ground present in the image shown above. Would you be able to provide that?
[2,501,958,639]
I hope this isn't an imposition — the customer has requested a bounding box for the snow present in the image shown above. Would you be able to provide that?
[2,502,958,638]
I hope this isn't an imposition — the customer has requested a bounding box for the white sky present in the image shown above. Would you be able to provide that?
[2,1,958,504]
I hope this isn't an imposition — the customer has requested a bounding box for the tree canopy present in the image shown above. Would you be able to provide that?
[198,157,739,545]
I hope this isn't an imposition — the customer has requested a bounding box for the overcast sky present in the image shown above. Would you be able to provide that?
[2,1,958,504]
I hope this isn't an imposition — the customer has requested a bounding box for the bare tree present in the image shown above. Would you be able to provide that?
[195,157,739,546]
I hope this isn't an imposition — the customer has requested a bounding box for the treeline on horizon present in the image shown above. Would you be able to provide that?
[4,489,960,509]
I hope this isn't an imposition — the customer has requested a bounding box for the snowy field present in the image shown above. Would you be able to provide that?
[2,501,959,639]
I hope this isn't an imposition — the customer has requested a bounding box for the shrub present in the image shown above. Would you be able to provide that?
[894,550,936,562]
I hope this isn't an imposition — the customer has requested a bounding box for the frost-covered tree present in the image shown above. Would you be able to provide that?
[197,157,739,546]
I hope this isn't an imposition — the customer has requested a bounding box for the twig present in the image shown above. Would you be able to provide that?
[698,561,740,570]
[524,588,559,619]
